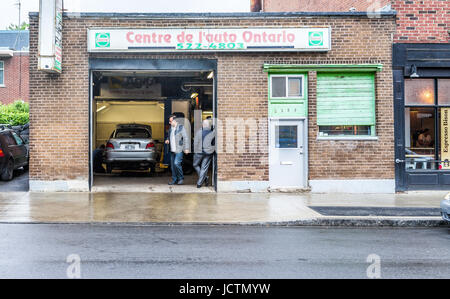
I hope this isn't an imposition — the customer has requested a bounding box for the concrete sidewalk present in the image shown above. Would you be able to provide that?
[0,191,447,226]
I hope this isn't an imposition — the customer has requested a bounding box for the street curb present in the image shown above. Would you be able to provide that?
[0,218,447,227]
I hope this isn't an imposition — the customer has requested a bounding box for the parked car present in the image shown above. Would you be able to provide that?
[441,192,450,223]
[105,124,157,173]
[0,129,28,181]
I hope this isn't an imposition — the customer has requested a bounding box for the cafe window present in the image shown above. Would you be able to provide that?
[0,61,4,86]
[317,72,376,138]
[404,79,450,171]
[270,75,304,99]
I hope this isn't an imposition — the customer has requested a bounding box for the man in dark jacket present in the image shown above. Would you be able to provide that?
[193,119,215,188]
[165,115,190,185]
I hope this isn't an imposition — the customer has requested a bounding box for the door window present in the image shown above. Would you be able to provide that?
[275,125,298,148]
[404,79,450,171]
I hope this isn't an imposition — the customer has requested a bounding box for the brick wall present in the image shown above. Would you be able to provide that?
[392,0,450,43]
[29,14,395,184]
[262,0,391,12]
[0,53,29,104]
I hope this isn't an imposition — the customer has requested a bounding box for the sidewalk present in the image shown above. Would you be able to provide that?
[0,191,447,226]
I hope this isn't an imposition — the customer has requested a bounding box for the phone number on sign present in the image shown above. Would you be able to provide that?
[176,43,246,50]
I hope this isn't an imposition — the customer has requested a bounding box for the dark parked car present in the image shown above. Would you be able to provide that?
[0,129,28,181]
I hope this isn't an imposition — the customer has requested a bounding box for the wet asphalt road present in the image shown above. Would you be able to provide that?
[0,224,448,279]
[0,169,28,192]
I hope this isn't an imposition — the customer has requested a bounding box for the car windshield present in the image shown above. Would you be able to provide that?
[115,129,150,139]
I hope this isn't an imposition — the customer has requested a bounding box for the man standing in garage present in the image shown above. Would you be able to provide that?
[193,119,215,188]
[165,115,190,185]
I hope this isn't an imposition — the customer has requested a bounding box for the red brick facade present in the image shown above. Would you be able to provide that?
[28,14,395,190]
[0,53,29,104]
[260,0,391,12]
[392,0,450,43]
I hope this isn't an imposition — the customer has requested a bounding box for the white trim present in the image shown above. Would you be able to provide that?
[29,180,90,192]
[217,181,269,192]
[309,179,395,194]
[0,49,13,57]
[317,136,379,141]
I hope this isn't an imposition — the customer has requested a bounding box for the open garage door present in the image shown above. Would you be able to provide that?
[89,61,216,193]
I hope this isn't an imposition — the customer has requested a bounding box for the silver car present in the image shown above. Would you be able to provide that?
[441,192,450,223]
[105,124,157,173]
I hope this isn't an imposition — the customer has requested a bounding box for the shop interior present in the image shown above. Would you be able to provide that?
[91,70,215,192]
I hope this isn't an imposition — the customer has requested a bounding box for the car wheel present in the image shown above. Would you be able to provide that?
[1,159,14,181]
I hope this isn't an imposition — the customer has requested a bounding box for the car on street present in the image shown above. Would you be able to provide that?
[0,128,29,181]
[441,192,450,223]
[105,124,157,173]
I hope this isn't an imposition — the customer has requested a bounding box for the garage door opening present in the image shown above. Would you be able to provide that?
[90,70,216,192]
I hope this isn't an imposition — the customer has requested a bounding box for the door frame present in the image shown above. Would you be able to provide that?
[268,117,308,189]
[88,58,218,191]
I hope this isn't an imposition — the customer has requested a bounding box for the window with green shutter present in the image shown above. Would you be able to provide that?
[317,72,376,138]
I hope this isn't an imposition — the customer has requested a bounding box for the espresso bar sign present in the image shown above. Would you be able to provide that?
[441,108,450,170]
[87,28,331,52]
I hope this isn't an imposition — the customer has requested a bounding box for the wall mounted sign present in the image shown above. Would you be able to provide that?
[87,28,331,53]
[38,0,63,73]
[441,108,450,169]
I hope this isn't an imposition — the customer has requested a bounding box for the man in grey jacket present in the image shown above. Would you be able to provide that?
[193,119,215,188]
[165,115,190,185]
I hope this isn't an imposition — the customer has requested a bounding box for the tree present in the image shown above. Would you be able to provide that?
[6,22,29,31]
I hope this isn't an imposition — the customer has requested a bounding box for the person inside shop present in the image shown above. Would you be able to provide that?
[165,115,190,185]
[193,119,215,188]
[417,128,433,147]
[93,144,106,173]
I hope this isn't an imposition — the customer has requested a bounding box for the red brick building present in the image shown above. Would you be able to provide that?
[251,0,391,12]
[0,30,29,104]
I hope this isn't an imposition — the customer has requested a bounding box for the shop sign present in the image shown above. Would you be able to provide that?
[87,28,331,52]
[38,0,63,73]
[441,108,450,169]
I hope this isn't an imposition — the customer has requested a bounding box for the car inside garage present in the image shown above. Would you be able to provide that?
[90,70,215,192]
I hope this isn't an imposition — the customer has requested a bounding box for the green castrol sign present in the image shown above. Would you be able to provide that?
[309,32,324,47]
[95,33,111,48]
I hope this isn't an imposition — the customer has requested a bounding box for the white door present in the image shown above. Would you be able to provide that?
[269,118,306,189]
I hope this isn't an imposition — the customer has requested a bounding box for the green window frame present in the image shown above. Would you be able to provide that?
[0,61,4,86]
[317,72,377,139]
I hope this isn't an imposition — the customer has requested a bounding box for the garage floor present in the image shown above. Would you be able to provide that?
[93,173,214,193]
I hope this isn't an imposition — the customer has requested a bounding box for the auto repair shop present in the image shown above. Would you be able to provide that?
[28,7,397,193]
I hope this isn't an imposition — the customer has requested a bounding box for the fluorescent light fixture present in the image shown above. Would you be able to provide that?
[96,105,107,113]
[207,72,214,79]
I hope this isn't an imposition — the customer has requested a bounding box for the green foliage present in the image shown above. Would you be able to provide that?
[0,101,29,125]
[6,22,29,31]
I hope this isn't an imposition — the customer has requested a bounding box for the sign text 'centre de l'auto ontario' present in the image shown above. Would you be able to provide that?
[87,28,331,52]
